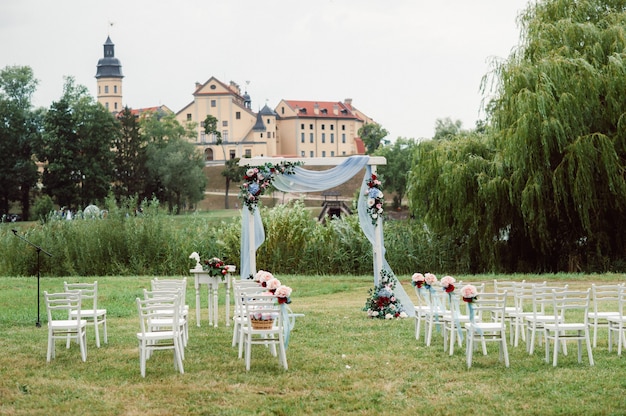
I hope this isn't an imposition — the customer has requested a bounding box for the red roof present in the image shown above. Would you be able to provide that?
[284,100,358,119]
[354,137,366,155]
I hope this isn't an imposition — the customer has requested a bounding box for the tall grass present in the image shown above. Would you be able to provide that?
[1,198,491,277]
[1,274,626,415]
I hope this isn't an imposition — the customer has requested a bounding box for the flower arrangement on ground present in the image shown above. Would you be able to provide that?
[238,161,301,212]
[364,173,384,226]
[440,275,456,293]
[203,257,229,279]
[363,269,407,319]
[411,273,425,288]
[461,284,479,303]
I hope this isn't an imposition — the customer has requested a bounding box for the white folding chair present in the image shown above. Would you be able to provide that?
[240,292,288,371]
[588,283,622,348]
[143,288,187,353]
[524,284,568,354]
[151,278,189,345]
[64,281,108,348]
[44,291,87,362]
[508,281,547,347]
[136,294,184,377]
[493,279,523,344]
[232,280,265,349]
[423,289,450,346]
[442,283,485,355]
[607,285,626,356]
[543,289,594,367]
[413,284,432,341]
[464,292,509,369]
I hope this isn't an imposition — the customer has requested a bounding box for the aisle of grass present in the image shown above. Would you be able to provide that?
[1,274,625,415]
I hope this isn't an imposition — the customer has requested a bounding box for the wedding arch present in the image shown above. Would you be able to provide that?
[237,155,415,316]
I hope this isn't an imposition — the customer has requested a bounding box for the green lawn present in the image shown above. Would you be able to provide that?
[1,273,625,415]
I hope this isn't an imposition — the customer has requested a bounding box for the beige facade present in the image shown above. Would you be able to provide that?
[274,99,366,158]
[175,77,275,163]
[176,76,369,163]
[97,78,123,112]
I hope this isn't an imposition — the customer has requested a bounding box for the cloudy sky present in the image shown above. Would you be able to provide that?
[1,0,531,140]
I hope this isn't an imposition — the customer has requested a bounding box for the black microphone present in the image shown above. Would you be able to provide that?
[12,229,17,235]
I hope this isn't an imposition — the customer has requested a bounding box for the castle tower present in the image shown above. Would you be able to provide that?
[95,36,124,112]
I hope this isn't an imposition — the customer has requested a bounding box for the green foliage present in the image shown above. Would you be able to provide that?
[375,137,419,206]
[358,123,389,154]
[0,65,41,219]
[31,194,54,222]
[113,107,148,200]
[38,76,117,210]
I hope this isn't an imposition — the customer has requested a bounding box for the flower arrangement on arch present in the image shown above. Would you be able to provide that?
[440,275,456,293]
[238,161,301,212]
[364,173,384,226]
[461,284,479,303]
[203,257,229,280]
[363,269,408,319]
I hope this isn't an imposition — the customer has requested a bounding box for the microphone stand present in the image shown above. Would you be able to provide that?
[12,229,53,327]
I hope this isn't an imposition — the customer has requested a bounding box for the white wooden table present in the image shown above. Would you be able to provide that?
[190,266,236,327]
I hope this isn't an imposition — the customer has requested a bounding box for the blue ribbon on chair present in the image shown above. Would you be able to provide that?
[450,292,463,342]
[468,302,483,335]
[280,303,290,349]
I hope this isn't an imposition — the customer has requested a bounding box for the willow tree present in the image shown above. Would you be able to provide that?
[486,0,626,271]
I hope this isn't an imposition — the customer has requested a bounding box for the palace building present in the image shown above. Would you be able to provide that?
[96,36,372,163]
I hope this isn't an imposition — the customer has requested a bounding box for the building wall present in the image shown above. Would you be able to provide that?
[97,78,122,112]
[175,77,371,162]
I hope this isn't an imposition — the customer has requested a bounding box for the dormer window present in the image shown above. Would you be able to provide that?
[321,108,328,114]
[299,108,307,114]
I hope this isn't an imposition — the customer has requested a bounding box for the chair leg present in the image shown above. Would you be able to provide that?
[552,332,559,367]
[415,316,421,341]
[466,331,473,369]
[95,319,101,348]
[501,331,509,367]
[585,328,595,366]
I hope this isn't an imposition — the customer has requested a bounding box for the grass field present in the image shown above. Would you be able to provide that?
[1,273,625,415]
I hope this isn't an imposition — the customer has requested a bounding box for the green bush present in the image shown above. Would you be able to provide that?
[0,197,475,277]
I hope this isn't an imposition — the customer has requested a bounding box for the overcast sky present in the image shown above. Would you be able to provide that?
[1,0,531,140]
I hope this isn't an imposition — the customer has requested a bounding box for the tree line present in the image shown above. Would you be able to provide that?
[0,72,207,220]
[386,0,626,273]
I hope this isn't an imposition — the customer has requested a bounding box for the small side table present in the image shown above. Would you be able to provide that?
[190,265,236,327]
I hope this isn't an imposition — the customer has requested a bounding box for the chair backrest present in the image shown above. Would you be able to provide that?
[136,293,180,334]
[591,283,622,314]
[241,292,282,328]
[63,281,97,310]
[151,278,187,304]
[550,289,591,326]
[45,291,82,322]
[529,284,569,316]
[470,292,508,324]
[493,279,524,293]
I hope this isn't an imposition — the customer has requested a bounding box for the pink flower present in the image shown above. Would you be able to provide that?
[424,273,437,286]
[441,275,455,288]
[461,284,478,301]
[254,270,274,284]
[266,277,282,291]
[275,285,292,299]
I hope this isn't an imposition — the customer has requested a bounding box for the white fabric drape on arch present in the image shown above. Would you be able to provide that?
[239,155,415,316]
